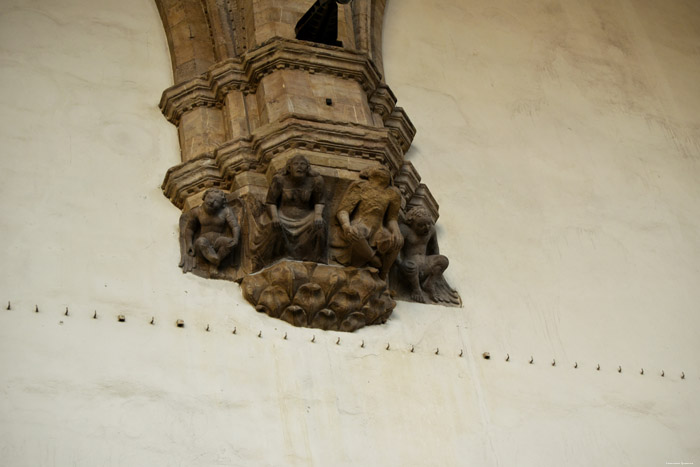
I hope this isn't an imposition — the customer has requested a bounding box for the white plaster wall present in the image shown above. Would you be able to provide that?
[0,0,698,466]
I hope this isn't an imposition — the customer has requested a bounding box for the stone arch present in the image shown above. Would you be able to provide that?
[155,0,219,84]
[155,0,389,85]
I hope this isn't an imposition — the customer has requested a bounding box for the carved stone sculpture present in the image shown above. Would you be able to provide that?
[179,188,240,277]
[394,206,461,306]
[250,155,326,266]
[158,0,460,332]
[241,260,395,332]
[332,166,403,280]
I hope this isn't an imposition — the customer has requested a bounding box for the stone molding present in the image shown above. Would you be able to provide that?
[156,1,460,331]
[159,38,384,126]
[162,114,409,209]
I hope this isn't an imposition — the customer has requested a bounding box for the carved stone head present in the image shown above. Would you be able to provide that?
[202,188,227,214]
[405,206,433,235]
[284,155,312,180]
[360,166,391,187]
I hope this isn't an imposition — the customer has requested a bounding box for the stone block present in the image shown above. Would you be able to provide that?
[179,106,226,161]
[224,92,250,139]
[232,172,268,191]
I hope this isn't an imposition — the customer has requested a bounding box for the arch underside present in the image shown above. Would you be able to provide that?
[154,0,387,85]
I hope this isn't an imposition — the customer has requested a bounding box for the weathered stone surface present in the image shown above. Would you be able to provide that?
[179,188,241,280]
[162,116,407,208]
[241,261,395,332]
[332,166,403,280]
[159,0,459,332]
[391,206,460,306]
[252,155,327,265]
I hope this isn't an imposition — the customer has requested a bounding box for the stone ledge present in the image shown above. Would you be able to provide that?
[162,115,406,208]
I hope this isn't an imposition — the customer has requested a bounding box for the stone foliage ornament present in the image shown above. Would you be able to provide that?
[156,0,461,332]
[241,261,395,332]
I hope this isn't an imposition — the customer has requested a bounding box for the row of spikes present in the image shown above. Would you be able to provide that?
[5,301,689,380]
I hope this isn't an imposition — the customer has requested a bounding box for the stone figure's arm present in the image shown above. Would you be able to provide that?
[386,189,404,249]
[225,208,240,244]
[399,222,411,240]
[337,209,361,241]
[267,204,280,227]
[314,203,325,227]
[336,182,362,241]
[178,209,199,273]
[181,209,199,256]
[265,176,283,227]
[427,226,439,256]
[312,175,326,227]
[396,223,413,266]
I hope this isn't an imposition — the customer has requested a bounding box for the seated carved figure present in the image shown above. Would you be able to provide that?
[264,155,326,263]
[179,188,240,273]
[397,206,460,305]
[332,166,403,280]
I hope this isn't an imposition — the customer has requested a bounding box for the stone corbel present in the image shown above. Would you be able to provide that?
[155,0,460,332]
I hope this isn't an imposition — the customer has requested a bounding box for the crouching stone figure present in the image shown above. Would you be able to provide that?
[179,188,240,274]
[397,206,460,305]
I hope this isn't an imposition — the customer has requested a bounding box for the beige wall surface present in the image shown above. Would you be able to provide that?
[0,0,699,466]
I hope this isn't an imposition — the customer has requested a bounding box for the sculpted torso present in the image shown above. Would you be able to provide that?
[334,167,403,279]
[275,176,321,218]
[179,188,240,272]
[196,206,235,235]
[349,185,400,235]
[401,223,436,260]
[259,155,326,263]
